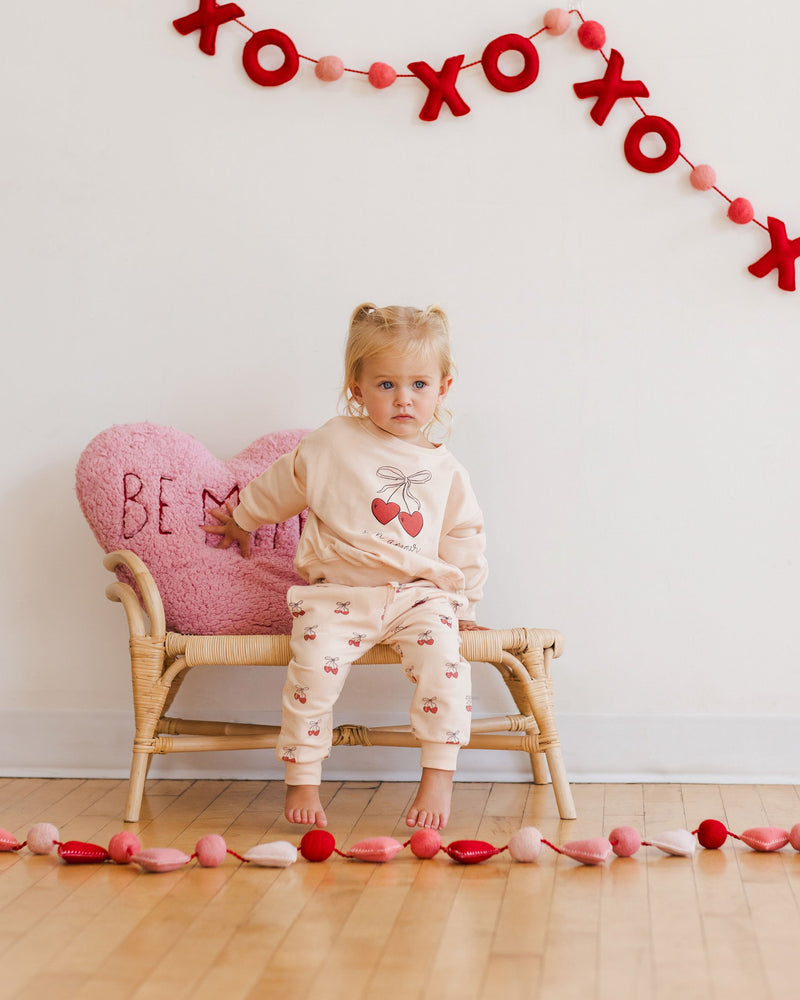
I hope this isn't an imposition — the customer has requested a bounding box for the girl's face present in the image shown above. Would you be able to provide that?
[350,350,451,446]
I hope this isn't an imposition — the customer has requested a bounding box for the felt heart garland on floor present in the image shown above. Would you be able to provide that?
[170,5,799,292]
[3,818,800,872]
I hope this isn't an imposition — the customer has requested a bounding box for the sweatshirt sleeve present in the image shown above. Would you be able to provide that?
[439,468,488,620]
[233,445,308,532]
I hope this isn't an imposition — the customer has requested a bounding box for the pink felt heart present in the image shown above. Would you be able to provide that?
[344,836,405,863]
[398,510,424,537]
[739,827,790,852]
[131,847,192,873]
[76,423,308,635]
[371,498,400,524]
[560,837,613,865]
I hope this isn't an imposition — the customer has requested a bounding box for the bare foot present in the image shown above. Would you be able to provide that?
[405,768,454,829]
[285,784,327,827]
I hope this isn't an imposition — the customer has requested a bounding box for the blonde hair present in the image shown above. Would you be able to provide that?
[342,302,455,440]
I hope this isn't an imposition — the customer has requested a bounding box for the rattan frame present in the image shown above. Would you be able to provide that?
[104,549,576,822]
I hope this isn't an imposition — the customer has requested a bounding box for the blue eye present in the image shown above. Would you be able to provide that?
[379,381,393,390]
[413,381,427,389]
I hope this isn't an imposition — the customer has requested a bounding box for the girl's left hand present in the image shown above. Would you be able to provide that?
[459,620,488,631]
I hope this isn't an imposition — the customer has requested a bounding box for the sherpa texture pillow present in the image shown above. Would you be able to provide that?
[76,423,308,635]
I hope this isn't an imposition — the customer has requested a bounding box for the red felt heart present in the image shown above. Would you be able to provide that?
[398,510,424,537]
[76,424,308,635]
[443,839,503,864]
[57,841,111,864]
[372,498,400,524]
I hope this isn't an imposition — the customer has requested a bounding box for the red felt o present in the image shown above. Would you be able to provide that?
[608,825,642,857]
[196,834,228,867]
[728,198,754,225]
[108,831,142,864]
[690,164,717,191]
[481,34,540,93]
[696,819,728,850]
[300,829,336,862]
[577,20,606,50]
[368,62,397,89]
[242,29,300,87]
[624,115,681,174]
[315,55,344,82]
[444,839,501,865]
[409,828,442,859]
[58,840,111,864]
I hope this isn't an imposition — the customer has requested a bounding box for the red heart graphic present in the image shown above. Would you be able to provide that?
[372,498,400,524]
[399,511,424,537]
[76,423,308,635]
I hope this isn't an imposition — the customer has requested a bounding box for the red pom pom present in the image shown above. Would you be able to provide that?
[300,829,336,862]
[108,831,142,864]
[577,21,606,50]
[409,828,442,859]
[609,826,642,857]
[368,62,397,89]
[790,823,800,852]
[443,839,502,865]
[696,819,728,849]
[728,198,754,225]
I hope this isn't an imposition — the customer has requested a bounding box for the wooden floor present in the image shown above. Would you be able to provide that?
[1,778,799,999]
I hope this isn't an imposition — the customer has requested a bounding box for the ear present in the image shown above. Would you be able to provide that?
[438,376,453,401]
[350,381,364,404]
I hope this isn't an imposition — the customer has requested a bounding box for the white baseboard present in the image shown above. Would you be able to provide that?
[1,710,797,783]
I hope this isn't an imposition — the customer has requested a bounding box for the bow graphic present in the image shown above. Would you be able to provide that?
[375,466,431,512]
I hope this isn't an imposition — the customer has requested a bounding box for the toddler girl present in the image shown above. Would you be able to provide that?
[205,303,487,830]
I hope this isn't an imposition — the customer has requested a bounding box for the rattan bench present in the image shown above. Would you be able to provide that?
[104,548,576,822]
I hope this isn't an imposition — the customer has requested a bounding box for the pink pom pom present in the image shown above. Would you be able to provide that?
[577,20,606,50]
[543,8,571,35]
[409,828,442,859]
[609,826,642,858]
[690,164,717,191]
[315,56,344,83]
[368,62,397,89]
[790,824,800,851]
[696,819,728,850]
[108,831,142,864]
[728,198,754,225]
[508,826,543,863]
[195,834,228,868]
[27,823,59,855]
[300,829,336,862]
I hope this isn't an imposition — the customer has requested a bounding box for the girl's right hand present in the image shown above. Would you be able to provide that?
[202,501,253,558]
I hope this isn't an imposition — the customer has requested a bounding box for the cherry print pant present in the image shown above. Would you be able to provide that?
[279,582,472,785]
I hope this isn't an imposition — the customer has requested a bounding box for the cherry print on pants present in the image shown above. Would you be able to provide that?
[372,498,400,524]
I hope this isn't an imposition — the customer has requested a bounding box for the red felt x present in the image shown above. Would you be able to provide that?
[748,216,800,292]
[573,49,649,126]
[407,55,470,122]
[173,0,244,56]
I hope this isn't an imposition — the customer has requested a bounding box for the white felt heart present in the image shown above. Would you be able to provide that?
[560,837,613,865]
[243,841,298,867]
[646,829,696,857]
[739,827,790,852]
[76,423,308,634]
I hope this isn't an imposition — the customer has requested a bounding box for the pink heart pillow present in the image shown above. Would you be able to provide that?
[76,423,308,635]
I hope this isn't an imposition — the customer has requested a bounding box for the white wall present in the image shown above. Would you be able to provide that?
[3,0,798,784]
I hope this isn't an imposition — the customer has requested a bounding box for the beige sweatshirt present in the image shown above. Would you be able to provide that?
[234,416,487,619]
